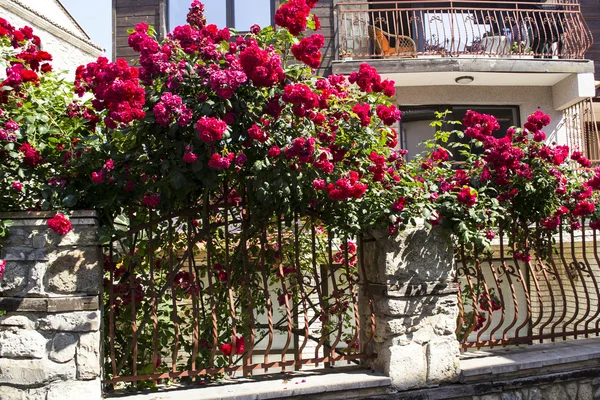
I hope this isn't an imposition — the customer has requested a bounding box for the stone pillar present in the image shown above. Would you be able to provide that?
[0,211,102,400]
[360,223,460,391]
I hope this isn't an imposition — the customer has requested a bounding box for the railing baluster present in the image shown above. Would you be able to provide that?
[149,210,159,375]
[108,244,117,378]
[241,188,255,376]
[581,218,600,337]
[277,216,293,371]
[168,220,179,373]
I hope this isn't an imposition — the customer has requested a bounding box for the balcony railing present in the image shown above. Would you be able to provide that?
[336,1,593,60]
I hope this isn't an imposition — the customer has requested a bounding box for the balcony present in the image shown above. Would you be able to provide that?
[335,0,594,61]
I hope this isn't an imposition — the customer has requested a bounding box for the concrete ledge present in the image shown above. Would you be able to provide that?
[366,366,600,399]
[459,338,600,383]
[332,58,595,76]
[0,296,99,312]
[107,368,392,400]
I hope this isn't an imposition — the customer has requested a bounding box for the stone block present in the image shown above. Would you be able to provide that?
[49,227,99,247]
[501,391,523,400]
[374,315,407,340]
[364,225,454,285]
[579,382,593,400]
[0,328,47,359]
[24,261,46,295]
[39,311,99,332]
[566,382,579,400]
[0,385,46,400]
[541,384,568,400]
[76,331,101,380]
[1,246,49,261]
[32,233,47,249]
[0,313,38,329]
[44,247,101,295]
[0,227,34,246]
[374,341,427,390]
[426,337,460,385]
[528,387,542,400]
[0,358,76,386]
[0,261,29,296]
[46,379,102,400]
[49,332,77,363]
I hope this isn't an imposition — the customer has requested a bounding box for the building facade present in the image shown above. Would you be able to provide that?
[1,0,104,75]
[113,0,598,160]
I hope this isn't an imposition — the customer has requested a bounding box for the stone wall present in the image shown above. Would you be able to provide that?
[360,223,460,390]
[0,211,103,400]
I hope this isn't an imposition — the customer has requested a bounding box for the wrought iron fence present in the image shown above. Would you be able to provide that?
[456,218,600,349]
[336,0,593,59]
[103,191,374,388]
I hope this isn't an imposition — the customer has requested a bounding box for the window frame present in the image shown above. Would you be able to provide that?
[399,104,521,161]
[167,0,277,32]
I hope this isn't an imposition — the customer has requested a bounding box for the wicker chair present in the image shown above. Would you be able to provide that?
[368,26,416,58]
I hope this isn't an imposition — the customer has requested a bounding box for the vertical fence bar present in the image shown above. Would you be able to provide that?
[109,244,117,378]
[129,224,138,377]
[311,223,327,366]
[293,214,309,370]
[204,193,218,369]
[168,220,179,372]
[187,216,199,371]
[558,224,580,339]
[224,183,237,370]
[571,223,591,338]
[260,231,274,372]
[241,188,255,376]
[149,210,159,375]
[580,217,600,337]
[328,233,344,365]
[277,216,293,371]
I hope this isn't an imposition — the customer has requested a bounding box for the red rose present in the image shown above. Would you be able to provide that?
[47,213,72,235]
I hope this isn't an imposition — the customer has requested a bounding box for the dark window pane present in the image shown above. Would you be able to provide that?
[448,106,519,161]
[234,0,271,31]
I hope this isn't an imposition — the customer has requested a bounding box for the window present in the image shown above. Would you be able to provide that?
[399,105,520,161]
[169,0,274,32]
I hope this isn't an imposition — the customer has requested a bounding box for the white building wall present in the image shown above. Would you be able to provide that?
[0,0,103,77]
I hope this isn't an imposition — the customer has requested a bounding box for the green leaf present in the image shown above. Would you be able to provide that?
[62,194,78,208]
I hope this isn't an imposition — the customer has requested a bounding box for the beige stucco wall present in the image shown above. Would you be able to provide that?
[1,1,103,78]
[396,85,568,152]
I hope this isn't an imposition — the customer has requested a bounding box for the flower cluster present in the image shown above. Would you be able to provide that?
[19,143,43,168]
[291,34,324,69]
[239,44,284,88]
[153,92,192,127]
[75,57,146,128]
[348,63,395,96]
[325,172,368,201]
[196,117,228,143]
[47,213,73,235]
[219,336,245,356]
[274,0,315,36]
[0,18,52,91]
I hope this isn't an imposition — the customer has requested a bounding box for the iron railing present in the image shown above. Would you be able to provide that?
[103,194,374,387]
[564,98,600,163]
[456,218,600,349]
[336,0,593,59]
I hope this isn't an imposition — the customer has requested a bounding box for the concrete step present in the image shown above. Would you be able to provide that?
[107,367,391,400]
